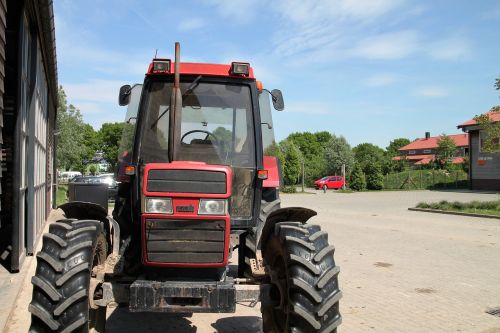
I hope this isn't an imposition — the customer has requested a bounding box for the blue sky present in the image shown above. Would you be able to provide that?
[54,0,500,148]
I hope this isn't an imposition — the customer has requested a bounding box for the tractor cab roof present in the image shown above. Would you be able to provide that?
[146,59,255,80]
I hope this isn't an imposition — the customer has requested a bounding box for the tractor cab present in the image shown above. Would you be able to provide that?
[118,61,282,220]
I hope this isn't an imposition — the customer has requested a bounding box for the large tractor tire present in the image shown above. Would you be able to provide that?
[262,222,342,333]
[29,219,108,333]
[238,199,281,278]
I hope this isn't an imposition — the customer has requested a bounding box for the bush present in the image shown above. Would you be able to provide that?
[365,163,384,190]
[280,186,297,193]
[349,164,366,191]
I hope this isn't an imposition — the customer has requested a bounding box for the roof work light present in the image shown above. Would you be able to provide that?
[230,62,250,76]
[151,59,171,73]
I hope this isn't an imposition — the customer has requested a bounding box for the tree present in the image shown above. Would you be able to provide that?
[386,138,410,157]
[56,87,89,171]
[324,135,354,176]
[280,140,301,185]
[495,77,500,93]
[365,163,384,190]
[286,132,328,184]
[88,165,97,175]
[81,124,99,163]
[435,134,457,168]
[353,143,385,173]
[385,138,411,173]
[349,163,366,191]
[98,122,125,171]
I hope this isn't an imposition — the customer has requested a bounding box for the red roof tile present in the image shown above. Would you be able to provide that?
[398,134,468,151]
[458,111,500,128]
[414,157,433,165]
[393,154,435,161]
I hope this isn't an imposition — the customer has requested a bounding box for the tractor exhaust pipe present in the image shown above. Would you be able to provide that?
[174,42,180,88]
[170,42,182,161]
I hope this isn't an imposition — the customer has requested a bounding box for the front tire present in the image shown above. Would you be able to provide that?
[261,222,342,333]
[29,219,108,333]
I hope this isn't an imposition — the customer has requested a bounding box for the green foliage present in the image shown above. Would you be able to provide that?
[280,186,297,193]
[56,87,92,171]
[353,143,385,174]
[384,137,411,173]
[365,163,384,190]
[81,124,99,162]
[386,138,411,157]
[495,77,500,93]
[416,200,500,216]
[88,165,97,175]
[384,169,468,190]
[435,134,457,167]
[98,122,125,171]
[349,163,366,191]
[280,140,302,185]
[285,132,329,184]
[324,135,354,176]
[474,106,500,153]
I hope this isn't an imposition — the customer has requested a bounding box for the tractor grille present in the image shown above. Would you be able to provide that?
[147,169,227,194]
[145,219,225,263]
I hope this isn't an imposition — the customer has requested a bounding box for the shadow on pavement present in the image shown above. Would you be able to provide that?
[212,316,262,333]
[105,307,262,333]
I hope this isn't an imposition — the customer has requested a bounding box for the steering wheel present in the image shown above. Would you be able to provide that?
[181,130,220,145]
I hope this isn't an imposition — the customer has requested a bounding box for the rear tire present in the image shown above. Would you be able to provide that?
[261,222,341,333]
[29,219,108,333]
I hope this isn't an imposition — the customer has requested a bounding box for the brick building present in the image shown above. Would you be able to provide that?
[393,132,469,166]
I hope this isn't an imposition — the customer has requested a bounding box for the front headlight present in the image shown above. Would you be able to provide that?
[145,197,173,214]
[198,199,227,215]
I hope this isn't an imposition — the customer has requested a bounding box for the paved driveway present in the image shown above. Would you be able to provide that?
[5,190,500,333]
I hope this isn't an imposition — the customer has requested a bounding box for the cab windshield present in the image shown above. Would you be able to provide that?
[140,80,256,168]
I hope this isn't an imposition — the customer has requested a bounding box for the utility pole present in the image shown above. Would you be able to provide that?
[342,163,346,190]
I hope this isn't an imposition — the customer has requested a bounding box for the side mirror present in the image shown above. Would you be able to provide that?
[271,89,284,111]
[119,85,131,106]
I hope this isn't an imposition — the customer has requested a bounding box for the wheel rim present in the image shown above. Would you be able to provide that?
[267,253,289,333]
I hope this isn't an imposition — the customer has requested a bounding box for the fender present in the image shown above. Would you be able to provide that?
[59,201,108,221]
[58,201,120,255]
[256,206,317,251]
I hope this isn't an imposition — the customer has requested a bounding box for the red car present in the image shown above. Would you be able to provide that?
[314,175,345,190]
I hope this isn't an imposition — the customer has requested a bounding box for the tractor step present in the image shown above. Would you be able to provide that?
[129,279,236,313]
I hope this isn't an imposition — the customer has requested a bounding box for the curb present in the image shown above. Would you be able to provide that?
[408,207,500,220]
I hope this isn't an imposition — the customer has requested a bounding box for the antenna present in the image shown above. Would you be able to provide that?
[154,49,158,58]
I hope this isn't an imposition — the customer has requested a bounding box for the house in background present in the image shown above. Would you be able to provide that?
[458,111,500,190]
[393,132,469,166]
[0,0,58,272]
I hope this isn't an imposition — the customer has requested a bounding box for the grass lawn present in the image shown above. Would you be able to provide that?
[56,185,68,207]
[416,200,500,217]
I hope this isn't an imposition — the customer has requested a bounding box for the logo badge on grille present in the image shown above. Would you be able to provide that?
[176,205,195,213]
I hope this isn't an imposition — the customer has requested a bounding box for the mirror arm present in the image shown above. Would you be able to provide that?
[262,88,277,102]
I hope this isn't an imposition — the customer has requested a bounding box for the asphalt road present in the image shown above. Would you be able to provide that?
[5,190,500,333]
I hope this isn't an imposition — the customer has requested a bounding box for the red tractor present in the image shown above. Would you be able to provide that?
[29,43,342,333]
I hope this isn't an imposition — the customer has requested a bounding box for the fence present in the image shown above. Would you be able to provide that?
[384,170,468,190]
